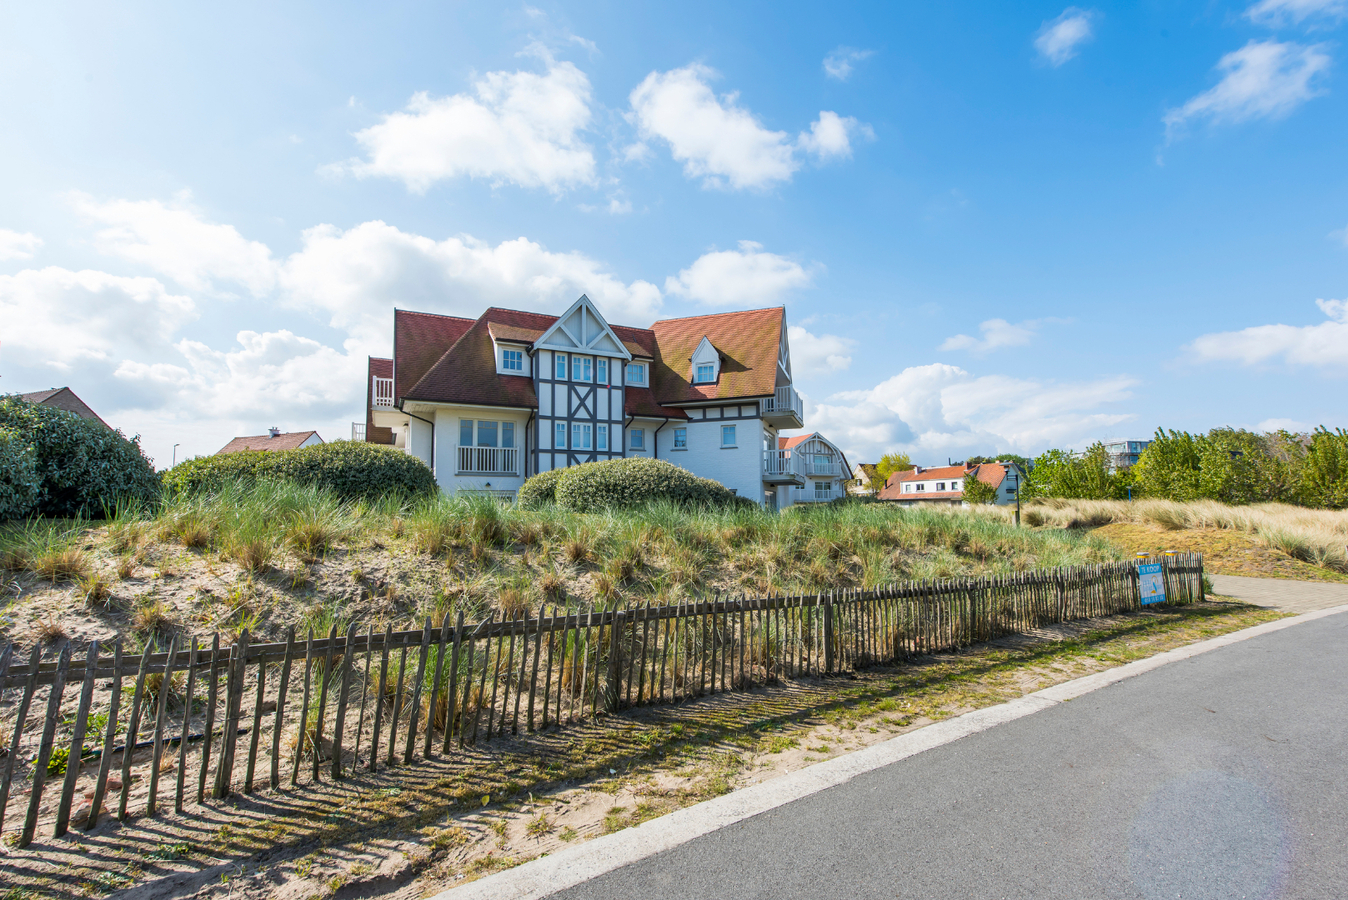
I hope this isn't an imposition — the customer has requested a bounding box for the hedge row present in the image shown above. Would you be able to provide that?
[0,396,160,520]
[163,440,437,503]
[520,457,753,512]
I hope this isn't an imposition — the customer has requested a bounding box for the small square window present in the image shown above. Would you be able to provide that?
[555,354,567,380]
[502,349,523,371]
[721,424,736,447]
[673,427,687,449]
[936,482,945,491]
[695,363,715,383]
[630,428,645,450]
[627,363,645,385]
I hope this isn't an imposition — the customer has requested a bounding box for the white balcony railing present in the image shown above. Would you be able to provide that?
[458,446,519,476]
[760,385,803,424]
[351,423,367,442]
[802,455,843,477]
[793,485,837,503]
[372,376,394,408]
[763,449,804,482]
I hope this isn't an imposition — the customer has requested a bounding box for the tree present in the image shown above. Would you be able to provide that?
[1020,444,1119,500]
[962,467,999,504]
[1302,428,1348,509]
[966,453,1032,471]
[873,452,914,490]
[1133,429,1202,501]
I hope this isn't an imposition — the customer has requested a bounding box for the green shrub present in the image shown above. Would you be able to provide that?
[162,440,437,503]
[0,427,41,520]
[0,396,160,519]
[516,467,566,508]
[552,457,752,513]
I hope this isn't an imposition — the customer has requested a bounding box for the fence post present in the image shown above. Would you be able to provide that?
[823,592,835,674]
[606,610,623,713]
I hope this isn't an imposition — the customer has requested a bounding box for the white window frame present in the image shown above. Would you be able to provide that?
[916,483,925,492]
[554,421,567,449]
[721,424,736,448]
[627,362,646,385]
[597,424,609,451]
[572,422,592,450]
[695,363,715,384]
[630,428,645,450]
[904,484,912,493]
[555,353,568,380]
[936,482,945,491]
[572,355,593,383]
[502,348,524,372]
[597,358,608,385]
[673,427,687,450]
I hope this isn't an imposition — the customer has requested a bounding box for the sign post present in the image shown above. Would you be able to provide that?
[1138,561,1166,605]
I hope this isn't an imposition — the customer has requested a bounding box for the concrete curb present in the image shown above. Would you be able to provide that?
[431,602,1348,900]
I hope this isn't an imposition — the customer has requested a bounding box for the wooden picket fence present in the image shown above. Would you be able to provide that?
[0,553,1202,846]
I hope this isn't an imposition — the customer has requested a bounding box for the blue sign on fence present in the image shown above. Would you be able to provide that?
[1138,562,1166,605]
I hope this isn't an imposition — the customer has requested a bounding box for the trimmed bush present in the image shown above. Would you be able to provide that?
[162,440,437,503]
[0,427,41,520]
[0,396,160,519]
[516,467,566,509]
[551,457,752,513]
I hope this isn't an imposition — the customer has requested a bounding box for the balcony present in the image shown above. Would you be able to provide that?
[458,446,519,476]
[760,385,803,429]
[793,485,838,503]
[351,423,367,442]
[372,376,394,408]
[763,449,804,485]
[801,455,843,477]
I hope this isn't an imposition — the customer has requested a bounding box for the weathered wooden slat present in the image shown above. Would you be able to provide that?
[118,642,154,819]
[86,641,123,831]
[542,608,556,730]
[174,638,198,814]
[512,613,530,735]
[55,641,98,837]
[427,614,452,756]
[485,618,503,739]
[467,616,488,746]
[197,634,220,805]
[405,618,432,763]
[354,624,373,768]
[244,646,267,794]
[386,644,408,766]
[370,623,391,771]
[217,629,250,798]
[528,605,543,731]
[445,611,465,751]
[313,623,338,782]
[293,629,316,785]
[146,633,179,815]
[271,628,295,790]
[20,642,72,846]
[1,644,43,835]
[333,622,359,779]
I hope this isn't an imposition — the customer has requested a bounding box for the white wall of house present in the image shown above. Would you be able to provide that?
[661,407,771,501]
[431,406,531,496]
[405,417,434,470]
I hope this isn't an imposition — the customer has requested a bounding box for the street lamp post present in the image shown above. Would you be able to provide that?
[172,443,180,467]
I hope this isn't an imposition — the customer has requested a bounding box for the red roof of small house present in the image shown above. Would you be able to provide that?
[877,461,1010,501]
[217,431,322,454]
[778,434,812,450]
[18,387,109,428]
[648,307,784,404]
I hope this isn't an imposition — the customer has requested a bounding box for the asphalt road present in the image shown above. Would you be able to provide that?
[551,609,1348,900]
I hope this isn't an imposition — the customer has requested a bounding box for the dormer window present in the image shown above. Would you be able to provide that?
[502,349,523,372]
[695,363,715,384]
[690,336,720,385]
[627,362,646,385]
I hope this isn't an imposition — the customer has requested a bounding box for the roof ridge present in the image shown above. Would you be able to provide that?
[651,306,784,327]
[395,308,476,323]
[407,312,490,400]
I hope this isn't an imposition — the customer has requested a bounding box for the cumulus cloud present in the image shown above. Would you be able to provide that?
[337,56,597,192]
[279,220,664,349]
[1187,298,1348,367]
[788,325,854,373]
[628,64,866,189]
[0,230,43,261]
[1164,40,1331,138]
[1246,0,1347,26]
[663,241,814,307]
[823,47,873,81]
[805,363,1137,463]
[940,318,1039,354]
[67,191,277,296]
[1035,8,1098,67]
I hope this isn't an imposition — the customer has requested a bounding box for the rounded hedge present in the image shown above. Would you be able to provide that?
[0,427,41,520]
[516,467,566,509]
[546,457,753,513]
[0,396,160,519]
[162,440,438,503]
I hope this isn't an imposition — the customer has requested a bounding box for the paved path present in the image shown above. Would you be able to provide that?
[527,608,1348,900]
[1208,573,1348,614]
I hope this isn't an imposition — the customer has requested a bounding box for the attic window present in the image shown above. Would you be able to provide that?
[695,363,715,384]
[502,349,523,372]
[627,362,646,385]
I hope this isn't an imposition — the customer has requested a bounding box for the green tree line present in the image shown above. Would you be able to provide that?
[1019,427,1348,509]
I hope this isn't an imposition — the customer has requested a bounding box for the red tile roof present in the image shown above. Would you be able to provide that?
[777,433,814,450]
[877,462,1009,501]
[18,387,108,427]
[649,307,784,403]
[394,310,474,400]
[404,310,537,409]
[217,431,322,455]
[625,387,688,419]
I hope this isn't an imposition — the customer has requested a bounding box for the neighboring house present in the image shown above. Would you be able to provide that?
[362,295,806,505]
[848,462,880,496]
[217,428,324,455]
[1101,438,1150,472]
[777,433,849,505]
[352,357,396,444]
[879,461,1024,507]
[18,387,108,427]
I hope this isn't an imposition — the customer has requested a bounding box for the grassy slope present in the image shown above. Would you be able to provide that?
[1091,522,1348,584]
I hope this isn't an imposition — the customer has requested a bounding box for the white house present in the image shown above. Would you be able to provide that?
[777,433,850,505]
[879,461,1023,507]
[217,428,323,455]
[361,295,810,506]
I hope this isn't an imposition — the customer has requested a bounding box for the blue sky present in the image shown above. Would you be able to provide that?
[2,0,1346,467]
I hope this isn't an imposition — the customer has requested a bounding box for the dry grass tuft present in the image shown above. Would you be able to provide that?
[132,598,177,638]
[35,614,68,644]
[80,573,113,605]
[33,548,92,583]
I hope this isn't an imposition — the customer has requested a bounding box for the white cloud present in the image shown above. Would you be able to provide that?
[797,111,871,161]
[788,325,853,373]
[0,267,195,371]
[67,191,277,296]
[1257,417,1313,432]
[1246,0,1347,26]
[279,220,664,347]
[940,318,1039,354]
[0,230,42,261]
[663,241,814,307]
[806,363,1137,463]
[629,64,867,190]
[1035,8,1098,67]
[1164,40,1331,137]
[823,47,873,81]
[1187,298,1348,367]
[337,57,597,193]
